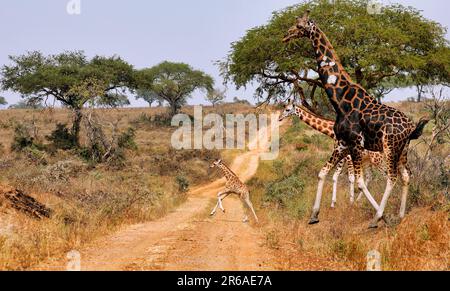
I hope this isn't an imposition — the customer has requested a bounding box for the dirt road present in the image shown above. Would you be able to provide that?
[41,123,279,271]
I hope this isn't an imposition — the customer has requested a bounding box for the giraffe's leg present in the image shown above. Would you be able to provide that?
[369,146,400,228]
[331,159,345,208]
[242,193,259,223]
[346,155,356,204]
[210,195,222,216]
[310,142,349,225]
[210,191,230,216]
[356,168,372,202]
[399,165,410,219]
[399,150,410,219]
[351,147,380,216]
[218,193,231,212]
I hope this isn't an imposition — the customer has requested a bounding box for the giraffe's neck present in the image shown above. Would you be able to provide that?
[308,26,355,108]
[217,164,237,181]
[294,106,336,139]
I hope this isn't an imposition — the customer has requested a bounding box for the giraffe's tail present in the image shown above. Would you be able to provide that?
[409,117,430,140]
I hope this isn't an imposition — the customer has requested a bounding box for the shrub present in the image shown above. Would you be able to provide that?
[132,113,173,128]
[46,123,77,150]
[117,127,138,151]
[11,124,35,152]
[266,176,304,208]
[106,127,138,168]
[176,175,190,193]
[44,160,85,182]
[407,91,449,210]
[82,111,138,167]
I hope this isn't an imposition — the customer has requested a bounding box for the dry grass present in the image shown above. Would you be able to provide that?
[0,103,257,270]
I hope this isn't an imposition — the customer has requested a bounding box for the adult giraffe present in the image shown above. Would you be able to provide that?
[283,11,429,228]
[278,99,386,208]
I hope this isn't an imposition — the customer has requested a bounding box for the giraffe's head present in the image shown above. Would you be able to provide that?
[283,10,315,42]
[210,159,223,169]
[279,98,296,122]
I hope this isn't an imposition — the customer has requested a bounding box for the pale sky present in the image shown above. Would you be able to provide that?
[0,0,448,108]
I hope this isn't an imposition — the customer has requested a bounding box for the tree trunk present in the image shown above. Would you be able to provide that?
[170,102,178,117]
[416,85,423,102]
[72,108,83,146]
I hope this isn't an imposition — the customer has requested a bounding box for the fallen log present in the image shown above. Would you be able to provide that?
[3,188,52,219]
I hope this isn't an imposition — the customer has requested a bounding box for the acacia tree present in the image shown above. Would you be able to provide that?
[409,47,450,102]
[1,51,134,145]
[136,61,214,116]
[0,96,6,106]
[9,100,44,109]
[206,88,226,107]
[221,0,450,107]
[135,89,164,107]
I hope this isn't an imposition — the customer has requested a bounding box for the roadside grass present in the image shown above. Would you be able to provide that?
[0,103,259,270]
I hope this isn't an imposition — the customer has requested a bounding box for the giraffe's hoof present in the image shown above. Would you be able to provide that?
[368,216,383,229]
[309,218,320,225]
[309,210,320,225]
[331,202,336,209]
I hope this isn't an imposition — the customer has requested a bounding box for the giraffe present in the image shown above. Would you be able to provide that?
[283,11,429,228]
[278,99,386,208]
[209,159,259,223]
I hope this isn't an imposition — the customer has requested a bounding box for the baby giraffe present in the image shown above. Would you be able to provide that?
[209,159,259,223]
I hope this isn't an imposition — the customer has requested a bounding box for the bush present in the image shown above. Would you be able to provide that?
[176,175,190,193]
[46,123,77,150]
[266,175,304,205]
[132,113,173,128]
[82,111,138,167]
[44,160,85,182]
[407,91,449,210]
[11,124,35,152]
[117,127,138,151]
[106,127,138,168]
[23,147,48,165]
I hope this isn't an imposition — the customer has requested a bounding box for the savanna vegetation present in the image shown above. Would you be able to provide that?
[0,101,260,270]
[0,0,449,271]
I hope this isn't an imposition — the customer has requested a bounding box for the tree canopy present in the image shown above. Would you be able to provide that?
[135,89,164,107]
[136,61,214,116]
[8,100,44,110]
[205,88,226,107]
[221,0,450,104]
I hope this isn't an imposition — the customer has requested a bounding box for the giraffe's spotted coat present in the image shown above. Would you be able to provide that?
[327,75,338,85]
